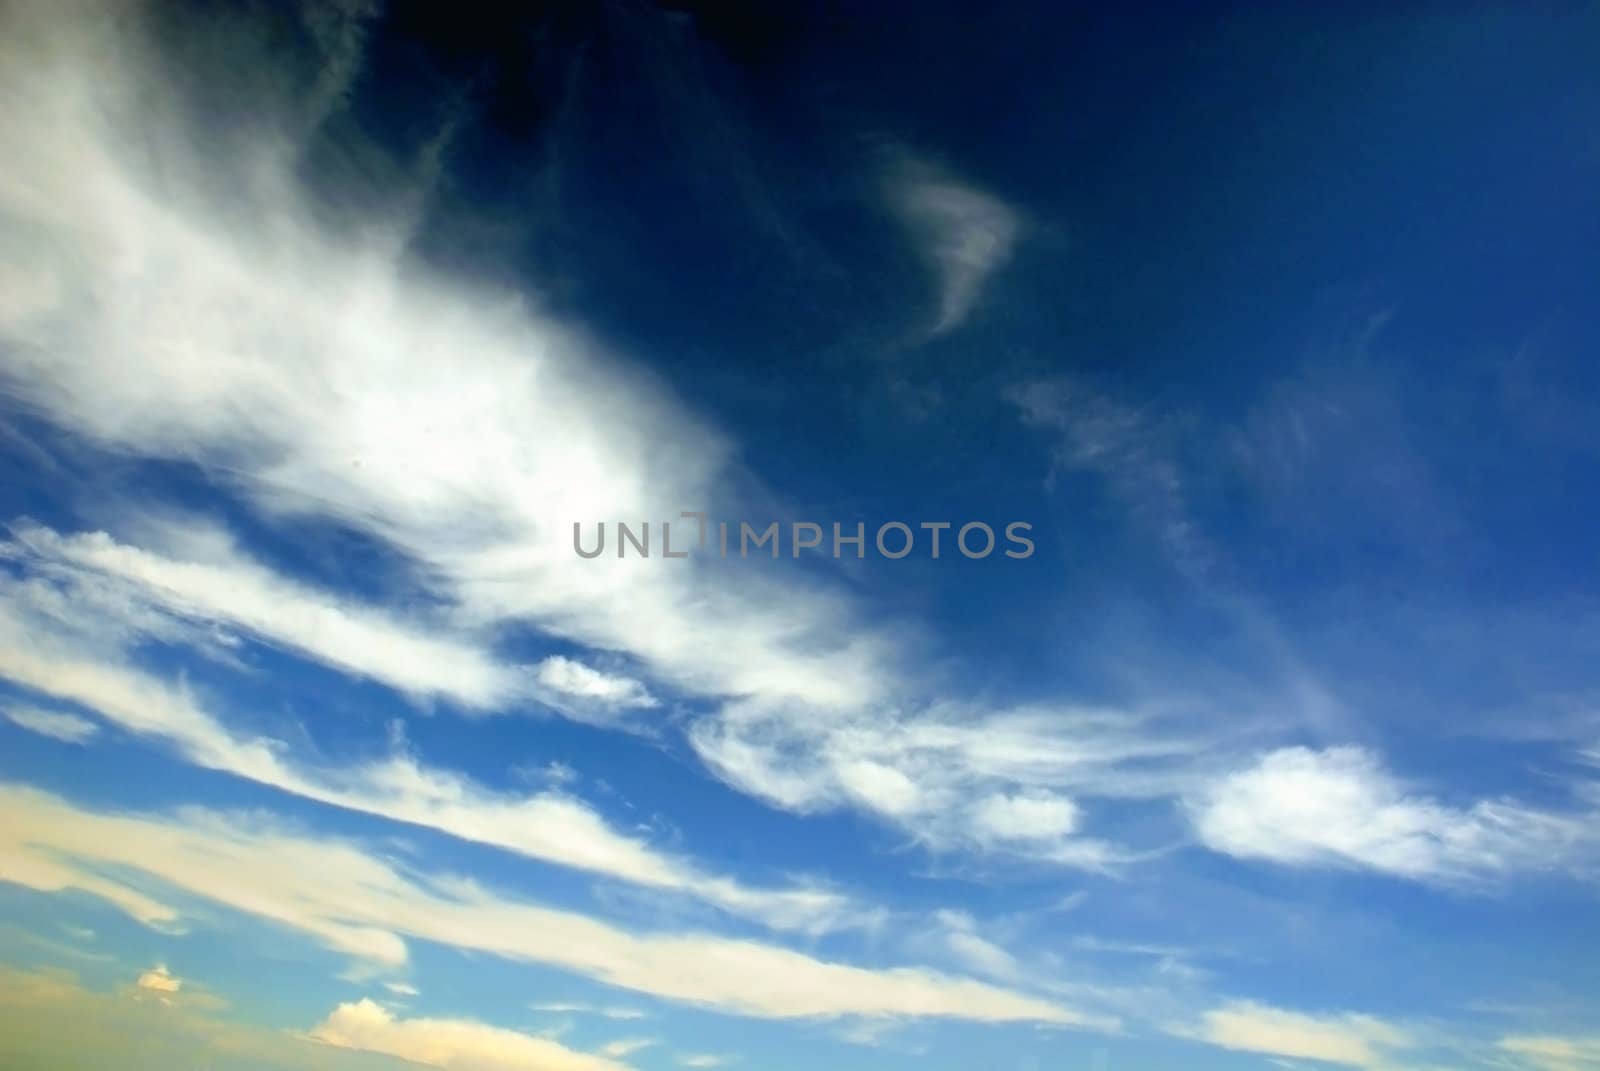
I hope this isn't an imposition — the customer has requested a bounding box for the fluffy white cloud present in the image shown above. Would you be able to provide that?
[0,782,1104,1026]
[1181,1001,1413,1068]
[308,998,630,1071]
[1189,746,1596,884]
[532,656,656,712]
[970,791,1080,843]
[3,702,99,744]
[136,964,182,993]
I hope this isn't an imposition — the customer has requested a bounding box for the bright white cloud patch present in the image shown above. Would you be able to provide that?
[1189,746,1596,884]
[136,964,182,993]
[309,998,630,1071]
[3,703,98,744]
[0,782,1104,1026]
[1182,1001,1414,1068]
[970,790,1080,843]
[533,656,657,711]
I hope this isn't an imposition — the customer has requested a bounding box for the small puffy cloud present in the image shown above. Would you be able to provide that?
[676,1056,732,1069]
[1188,746,1597,884]
[1181,1001,1413,1068]
[136,964,182,993]
[969,791,1080,843]
[382,982,419,997]
[308,998,630,1071]
[3,703,98,744]
[532,656,657,712]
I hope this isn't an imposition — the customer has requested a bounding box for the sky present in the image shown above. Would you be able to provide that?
[0,2,1598,1069]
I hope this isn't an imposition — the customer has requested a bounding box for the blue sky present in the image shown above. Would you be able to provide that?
[0,2,1598,1069]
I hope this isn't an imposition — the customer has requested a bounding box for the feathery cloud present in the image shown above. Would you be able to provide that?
[0,782,1107,1026]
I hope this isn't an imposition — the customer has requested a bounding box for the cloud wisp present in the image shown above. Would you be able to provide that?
[888,158,1021,337]
[0,782,1106,1027]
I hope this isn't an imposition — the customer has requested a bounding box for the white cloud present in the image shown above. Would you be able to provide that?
[0,781,1107,1026]
[970,791,1080,843]
[676,1056,732,1069]
[0,0,885,723]
[0,0,1201,879]
[691,700,1193,868]
[308,998,630,1071]
[136,964,182,993]
[9,523,518,709]
[597,1038,657,1058]
[532,656,657,713]
[1180,1001,1413,1068]
[0,593,860,935]
[3,702,98,744]
[931,911,1021,982]
[1500,1035,1600,1071]
[529,1004,646,1022]
[1189,746,1596,884]
[889,158,1021,335]
[383,982,419,997]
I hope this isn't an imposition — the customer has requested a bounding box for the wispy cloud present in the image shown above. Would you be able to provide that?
[888,157,1021,336]
[598,1038,658,1059]
[529,1003,648,1022]
[7,522,659,723]
[1009,377,1209,580]
[0,782,1104,1026]
[1500,1034,1600,1071]
[3,702,98,744]
[0,592,860,934]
